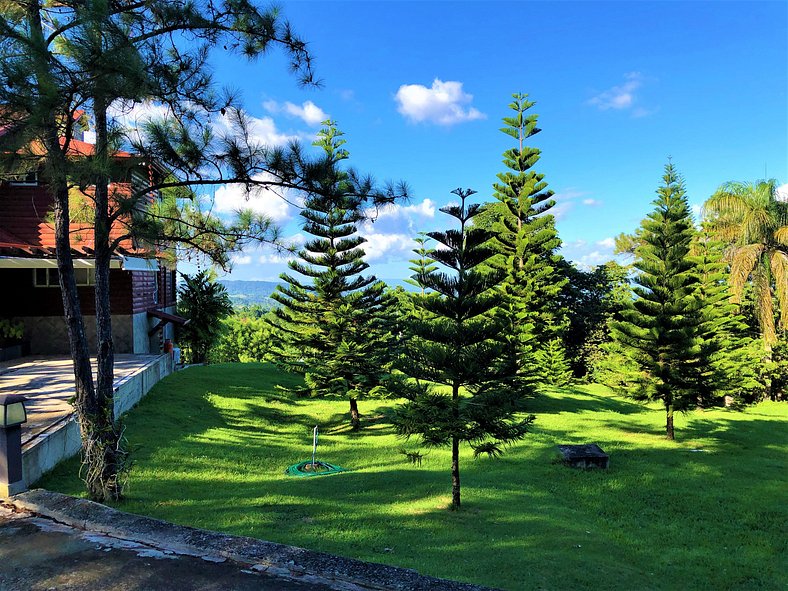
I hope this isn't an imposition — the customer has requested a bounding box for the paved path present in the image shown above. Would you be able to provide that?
[0,355,159,444]
[0,506,334,591]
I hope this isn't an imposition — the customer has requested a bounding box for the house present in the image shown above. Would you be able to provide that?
[0,132,180,357]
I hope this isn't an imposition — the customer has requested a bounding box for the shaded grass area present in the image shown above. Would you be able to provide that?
[40,363,787,590]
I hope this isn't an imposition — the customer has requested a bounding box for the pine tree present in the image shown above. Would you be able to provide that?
[689,231,760,406]
[0,0,314,501]
[610,162,700,440]
[405,233,437,295]
[534,339,573,386]
[268,123,395,429]
[394,188,534,510]
[482,93,568,387]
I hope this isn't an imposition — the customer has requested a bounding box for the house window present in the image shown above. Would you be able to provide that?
[6,171,39,186]
[33,267,95,287]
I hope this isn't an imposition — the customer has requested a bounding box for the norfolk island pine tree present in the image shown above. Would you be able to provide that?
[267,122,402,429]
[479,94,569,389]
[610,162,701,440]
[394,188,535,510]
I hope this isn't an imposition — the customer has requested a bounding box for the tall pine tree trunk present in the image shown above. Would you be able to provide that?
[53,170,97,434]
[451,435,461,510]
[665,402,675,441]
[82,97,126,501]
[26,3,119,501]
[450,383,461,510]
[349,397,360,430]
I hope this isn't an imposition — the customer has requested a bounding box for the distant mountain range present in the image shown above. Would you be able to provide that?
[219,278,417,309]
[218,280,281,309]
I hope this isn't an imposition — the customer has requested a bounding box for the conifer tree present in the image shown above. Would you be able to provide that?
[0,0,315,501]
[610,162,700,440]
[405,233,437,295]
[268,123,396,429]
[394,189,534,510]
[483,93,568,387]
[534,339,573,386]
[688,231,760,405]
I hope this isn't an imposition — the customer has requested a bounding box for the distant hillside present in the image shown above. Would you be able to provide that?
[219,278,415,309]
[218,280,281,309]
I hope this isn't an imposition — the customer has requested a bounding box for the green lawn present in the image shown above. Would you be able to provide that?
[40,363,787,590]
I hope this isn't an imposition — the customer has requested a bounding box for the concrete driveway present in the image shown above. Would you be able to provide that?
[4,490,493,591]
[0,506,335,591]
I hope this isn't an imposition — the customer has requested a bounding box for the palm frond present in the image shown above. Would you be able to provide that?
[752,267,777,346]
[770,250,788,330]
[774,226,788,247]
[728,243,764,303]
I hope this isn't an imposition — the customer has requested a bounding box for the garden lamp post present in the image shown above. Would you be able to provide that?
[0,394,27,497]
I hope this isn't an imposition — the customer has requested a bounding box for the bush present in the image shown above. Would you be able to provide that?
[210,307,273,363]
[177,271,233,364]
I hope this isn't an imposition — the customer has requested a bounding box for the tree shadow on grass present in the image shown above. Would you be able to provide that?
[527,386,645,416]
[112,447,785,591]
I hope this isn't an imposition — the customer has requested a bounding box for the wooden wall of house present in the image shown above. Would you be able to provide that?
[131,271,157,313]
[132,267,176,313]
[0,183,134,252]
[1,268,133,316]
[1,266,175,318]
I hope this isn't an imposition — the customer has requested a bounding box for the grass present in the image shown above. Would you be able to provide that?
[40,363,787,590]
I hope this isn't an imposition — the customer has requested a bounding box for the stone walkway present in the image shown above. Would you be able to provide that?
[0,355,160,445]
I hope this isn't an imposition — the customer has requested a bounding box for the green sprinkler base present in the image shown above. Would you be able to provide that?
[285,460,347,477]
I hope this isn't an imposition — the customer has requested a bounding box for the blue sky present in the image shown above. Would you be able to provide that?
[192,1,787,282]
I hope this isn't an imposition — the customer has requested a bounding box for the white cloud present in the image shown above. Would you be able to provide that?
[212,173,293,222]
[360,231,414,263]
[547,189,591,221]
[588,72,647,112]
[395,79,485,126]
[691,203,703,222]
[596,237,615,249]
[231,254,252,265]
[263,99,328,126]
[577,251,613,267]
[777,184,788,202]
[240,114,301,146]
[366,198,436,222]
[561,237,618,269]
[107,99,174,145]
[108,101,302,151]
[109,99,172,126]
[582,198,601,206]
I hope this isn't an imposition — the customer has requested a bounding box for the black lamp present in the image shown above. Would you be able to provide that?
[0,394,27,496]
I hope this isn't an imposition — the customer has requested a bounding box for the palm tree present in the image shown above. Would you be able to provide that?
[704,179,788,351]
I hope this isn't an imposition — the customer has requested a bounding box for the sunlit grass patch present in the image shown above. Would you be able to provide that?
[40,363,788,590]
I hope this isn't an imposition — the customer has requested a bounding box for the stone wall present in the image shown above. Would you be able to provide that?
[15,315,134,355]
[21,353,174,486]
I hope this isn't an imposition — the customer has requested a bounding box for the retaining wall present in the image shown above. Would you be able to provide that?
[20,354,174,486]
